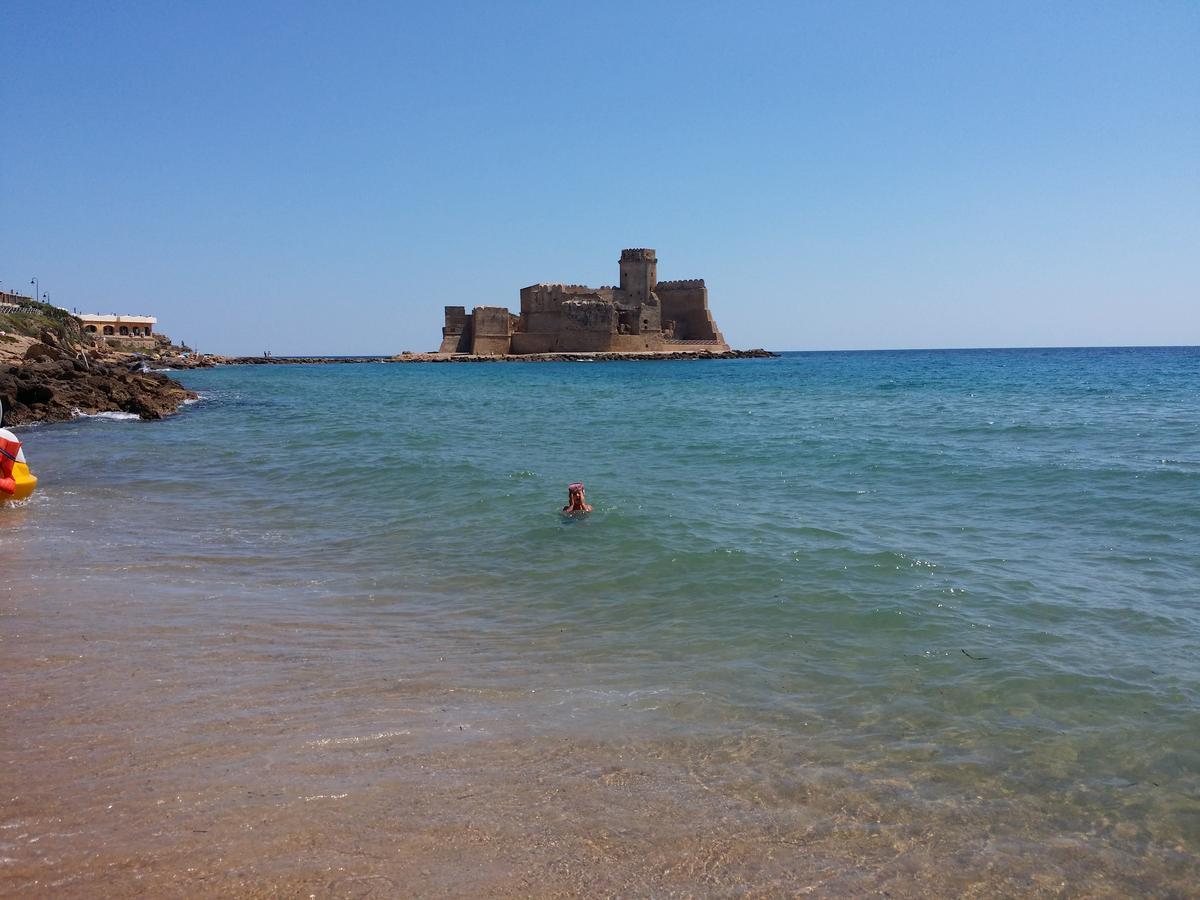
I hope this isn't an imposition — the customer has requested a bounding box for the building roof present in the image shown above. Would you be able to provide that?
[77,313,157,324]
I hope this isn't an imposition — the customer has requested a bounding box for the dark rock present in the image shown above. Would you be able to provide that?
[16,383,54,406]
[23,360,67,377]
[0,358,197,426]
[24,342,67,362]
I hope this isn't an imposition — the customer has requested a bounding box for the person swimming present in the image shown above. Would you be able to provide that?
[562,481,592,514]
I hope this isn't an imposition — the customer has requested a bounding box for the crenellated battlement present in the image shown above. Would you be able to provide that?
[655,279,706,290]
[620,248,656,261]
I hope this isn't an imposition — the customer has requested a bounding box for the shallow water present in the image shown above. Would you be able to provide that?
[3,348,1199,895]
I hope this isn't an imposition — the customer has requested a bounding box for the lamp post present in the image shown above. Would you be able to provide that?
[30,277,38,303]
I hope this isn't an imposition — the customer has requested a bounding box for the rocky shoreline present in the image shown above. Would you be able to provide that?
[0,358,197,427]
[0,331,197,426]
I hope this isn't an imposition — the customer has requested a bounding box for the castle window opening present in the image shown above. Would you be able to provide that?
[86,325,97,333]
[103,326,114,335]
[119,326,130,336]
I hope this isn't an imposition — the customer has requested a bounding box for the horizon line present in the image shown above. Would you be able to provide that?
[203,343,1200,358]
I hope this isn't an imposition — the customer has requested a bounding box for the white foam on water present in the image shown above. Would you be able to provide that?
[73,410,141,421]
[304,730,411,748]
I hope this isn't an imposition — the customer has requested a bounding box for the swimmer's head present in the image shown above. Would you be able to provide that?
[568,482,584,497]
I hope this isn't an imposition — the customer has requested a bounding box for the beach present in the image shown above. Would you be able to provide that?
[3,349,1198,896]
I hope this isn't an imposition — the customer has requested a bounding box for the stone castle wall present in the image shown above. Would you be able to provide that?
[656,280,724,343]
[469,306,513,356]
[439,305,472,353]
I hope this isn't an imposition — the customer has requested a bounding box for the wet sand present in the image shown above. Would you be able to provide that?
[3,575,1195,898]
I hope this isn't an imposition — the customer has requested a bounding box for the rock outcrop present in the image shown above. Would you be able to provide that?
[0,346,196,426]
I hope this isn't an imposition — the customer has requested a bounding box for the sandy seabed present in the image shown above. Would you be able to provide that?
[3,578,1195,899]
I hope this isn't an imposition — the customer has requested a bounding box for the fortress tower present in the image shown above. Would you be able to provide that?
[618,248,657,307]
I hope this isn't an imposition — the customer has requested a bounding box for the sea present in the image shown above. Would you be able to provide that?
[3,347,1198,896]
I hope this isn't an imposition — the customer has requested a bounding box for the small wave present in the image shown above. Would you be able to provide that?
[794,526,849,540]
[304,729,410,748]
[73,410,141,421]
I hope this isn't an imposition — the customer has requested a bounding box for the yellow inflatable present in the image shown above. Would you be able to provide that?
[6,460,38,502]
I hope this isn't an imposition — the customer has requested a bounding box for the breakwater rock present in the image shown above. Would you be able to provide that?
[210,349,779,366]
[397,348,779,363]
[0,354,197,425]
[221,355,392,365]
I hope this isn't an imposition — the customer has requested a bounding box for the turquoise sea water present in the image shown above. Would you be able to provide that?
[4,347,1199,893]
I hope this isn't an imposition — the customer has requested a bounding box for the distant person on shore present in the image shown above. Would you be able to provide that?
[562,482,592,515]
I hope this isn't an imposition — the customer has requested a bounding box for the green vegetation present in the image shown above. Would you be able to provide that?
[0,299,83,346]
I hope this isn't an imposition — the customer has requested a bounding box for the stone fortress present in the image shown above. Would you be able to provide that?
[439,248,729,356]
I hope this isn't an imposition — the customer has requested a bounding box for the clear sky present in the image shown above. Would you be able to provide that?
[3,1,1197,355]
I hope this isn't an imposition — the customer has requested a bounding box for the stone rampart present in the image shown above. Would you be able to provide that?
[509,332,558,354]
[470,306,513,356]
[439,305,473,353]
[561,298,615,332]
[520,283,597,314]
[656,280,723,344]
[508,331,666,354]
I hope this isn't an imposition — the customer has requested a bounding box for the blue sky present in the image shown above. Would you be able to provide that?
[3,1,1197,354]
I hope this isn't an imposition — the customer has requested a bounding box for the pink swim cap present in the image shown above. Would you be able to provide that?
[568,482,584,491]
